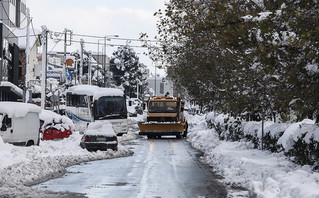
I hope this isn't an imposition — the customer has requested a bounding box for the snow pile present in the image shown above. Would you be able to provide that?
[187,113,319,198]
[0,132,134,197]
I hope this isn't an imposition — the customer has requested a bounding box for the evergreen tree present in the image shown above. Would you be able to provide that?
[110,45,148,98]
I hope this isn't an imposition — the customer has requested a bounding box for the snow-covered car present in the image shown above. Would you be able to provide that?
[42,124,72,141]
[80,121,118,151]
[40,110,75,141]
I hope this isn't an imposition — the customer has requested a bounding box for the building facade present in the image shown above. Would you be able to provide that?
[0,0,27,28]
[0,0,28,101]
[147,75,176,97]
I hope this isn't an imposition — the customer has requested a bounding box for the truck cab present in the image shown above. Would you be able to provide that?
[138,97,188,139]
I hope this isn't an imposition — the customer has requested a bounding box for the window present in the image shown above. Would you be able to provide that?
[66,93,88,107]
[2,115,12,128]
[149,101,177,113]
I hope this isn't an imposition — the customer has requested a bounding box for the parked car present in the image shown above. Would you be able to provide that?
[0,102,41,146]
[80,121,118,151]
[40,110,74,141]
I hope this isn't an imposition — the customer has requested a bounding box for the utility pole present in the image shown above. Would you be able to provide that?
[261,102,265,150]
[88,51,92,85]
[41,26,48,109]
[0,23,3,86]
[103,36,106,87]
[79,39,84,84]
[25,8,30,94]
[62,29,67,83]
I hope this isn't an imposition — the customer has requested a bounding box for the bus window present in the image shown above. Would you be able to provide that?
[66,94,88,107]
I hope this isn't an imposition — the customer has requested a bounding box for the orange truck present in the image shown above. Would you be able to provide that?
[138,97,188,139]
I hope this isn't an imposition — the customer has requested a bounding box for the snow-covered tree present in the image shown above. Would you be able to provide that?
[70,51,105,86]
[110,45,148,98]
[142,0,319,122]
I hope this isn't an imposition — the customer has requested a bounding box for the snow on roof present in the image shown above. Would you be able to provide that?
[0,102,41,118]
[30,84,41,93]
[66,85,124,99]
[39,109,75,131]
[0,81,23,95]
[84,121,116,137]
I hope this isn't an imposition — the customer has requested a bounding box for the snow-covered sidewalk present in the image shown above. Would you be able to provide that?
[0,132,135,197]
[186,114,319,198]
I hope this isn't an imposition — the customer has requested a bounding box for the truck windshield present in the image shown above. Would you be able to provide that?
[95,96,127,120]
[149,101,177,113]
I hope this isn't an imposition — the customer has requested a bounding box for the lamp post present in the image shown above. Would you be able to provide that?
[63,28,72,83]
[154,65,162,96]
[101,35,119,87]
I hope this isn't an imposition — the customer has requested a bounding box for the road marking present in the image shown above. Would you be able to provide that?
[137,141,154,198]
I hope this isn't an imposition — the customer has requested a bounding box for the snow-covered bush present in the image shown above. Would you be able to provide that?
[206,112,244,141]
[205,112,319,168]
[278,119,319,168]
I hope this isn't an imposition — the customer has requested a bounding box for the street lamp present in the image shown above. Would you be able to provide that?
[154,65,162,96]
[101,35,119,87]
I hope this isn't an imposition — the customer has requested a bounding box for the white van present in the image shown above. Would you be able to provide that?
[0,102,41,146]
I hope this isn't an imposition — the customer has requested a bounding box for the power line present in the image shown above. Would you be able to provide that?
[5,30,161,49]
[54,31,160,43]
[71,39,151,48]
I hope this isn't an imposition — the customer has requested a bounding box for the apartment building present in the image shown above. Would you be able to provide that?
[0,0,28,101]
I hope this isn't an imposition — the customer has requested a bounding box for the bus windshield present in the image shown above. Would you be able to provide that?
[95,96,127,120]
[149,101,178,113]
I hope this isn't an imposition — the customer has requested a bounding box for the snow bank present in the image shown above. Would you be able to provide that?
[0,132,134,197]
[188,114,319,198]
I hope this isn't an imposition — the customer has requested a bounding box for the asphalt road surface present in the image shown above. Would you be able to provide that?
[34,137,227,198]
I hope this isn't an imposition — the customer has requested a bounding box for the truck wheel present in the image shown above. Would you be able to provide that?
[183,123,188,138]
[183,131,188,138]
[147,135,154,139]
[176,134,182,139]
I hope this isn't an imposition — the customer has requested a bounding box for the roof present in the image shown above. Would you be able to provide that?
[150,96,179,101]
[66,85,124,100]
[0,102,41,118]
[0,81,23,96]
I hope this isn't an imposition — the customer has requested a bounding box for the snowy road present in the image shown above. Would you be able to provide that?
[33,137,227,198]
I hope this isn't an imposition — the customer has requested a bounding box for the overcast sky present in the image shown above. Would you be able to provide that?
[26,0,167,75]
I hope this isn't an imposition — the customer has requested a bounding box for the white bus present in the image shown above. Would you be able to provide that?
[65,85,128,135]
